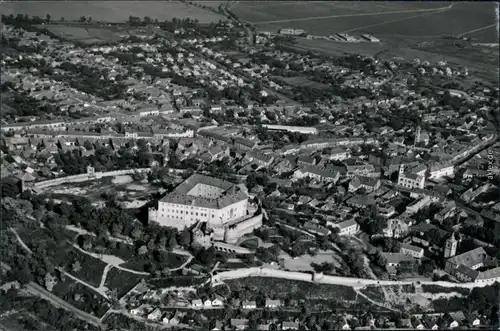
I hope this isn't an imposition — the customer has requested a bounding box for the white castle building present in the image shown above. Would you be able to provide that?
[149,174,262,244]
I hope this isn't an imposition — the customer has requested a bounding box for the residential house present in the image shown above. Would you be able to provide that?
[210,320,224,331]
[281,321,299,330]
[383,218,410,238]
[333,219,359,236]
[191,299,203,308]
[328,147,349,161]
[130,304,150,316]
[348,176,381,192]
[304,222,330,236]
[400,243,424,258]
[297,154,316,166]
[293,165,340,183]
[411,316,425,330]
[344,160,377,178]
[465,312,482,327]
[245,150,275,167]
[231,318,249,330]
[345,194,375,208]
[422,315,439,330]
[203,298,212,308]
[274,157,296,172]
[147,308,162,321]
[265,299,281,309]
[233,136,258,150]
[211,294,224,307]
[241,300,257,309]
[439,313,461,329]
[381,252,415,274]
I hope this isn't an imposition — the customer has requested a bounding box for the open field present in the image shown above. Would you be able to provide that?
[233,1,448,24]
[281,76,329,89]
[291,37,499,81]
[0,1,224,23]
[232,2,497,43]
[40,24,125,44]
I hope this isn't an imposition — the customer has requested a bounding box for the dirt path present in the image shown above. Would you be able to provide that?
[253,4,454,25]
[72,243,150,276]
[9,228,32,254]
[25,282,103,327]
[56,267,109,299]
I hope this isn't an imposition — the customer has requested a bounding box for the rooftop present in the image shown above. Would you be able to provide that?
[160,174,247,209]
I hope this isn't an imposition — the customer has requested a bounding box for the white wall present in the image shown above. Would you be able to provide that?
[35,168,151,190]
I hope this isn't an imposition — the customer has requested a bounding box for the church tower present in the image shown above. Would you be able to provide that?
[415,125,422,145]
[444,232,458,258]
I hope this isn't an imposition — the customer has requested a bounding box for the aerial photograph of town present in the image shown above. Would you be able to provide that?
[0,0,499,330]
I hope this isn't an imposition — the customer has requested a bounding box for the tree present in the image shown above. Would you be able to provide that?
[180,227,191,247]
[72,261,82,273]
[45,14,51,23]
[79,16,86,23]
[167,236,178,251]
[138,245,148,255]
[131,226,143,240]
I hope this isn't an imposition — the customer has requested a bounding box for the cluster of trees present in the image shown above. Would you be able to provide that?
[0,291,101,331]
[3,90,60,119]
[432,283,499,324]
[254,125,309,146]
[52,142,154,175]
[461,224,500,257]
[55,61,127,100]
[127,15,201,31]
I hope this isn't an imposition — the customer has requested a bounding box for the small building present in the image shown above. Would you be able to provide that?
[191,299,203,308]
[282,321,300,330]
[400,243,424,258]
[231,318,249,330]
[265,299,281,309]
[334,219,359,236]
[241,300,257,309]
[147,308,162,321]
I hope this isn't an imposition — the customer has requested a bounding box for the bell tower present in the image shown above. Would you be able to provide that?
[444,232,458,258]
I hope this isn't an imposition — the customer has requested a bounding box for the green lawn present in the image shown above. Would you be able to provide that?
[104,267,147,299]
[59,248,108,288]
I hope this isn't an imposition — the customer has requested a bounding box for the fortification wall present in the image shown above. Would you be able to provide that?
[213,267,497,288]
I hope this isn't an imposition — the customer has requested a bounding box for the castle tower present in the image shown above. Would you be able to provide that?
[444,232,458,258]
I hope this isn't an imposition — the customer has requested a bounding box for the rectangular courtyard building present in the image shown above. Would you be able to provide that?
[150,174,249,230]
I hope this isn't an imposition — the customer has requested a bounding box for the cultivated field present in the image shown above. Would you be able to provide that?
[41,24,125,44]
[0,1,224,23]
[233,1,448,24]
[232,1,497,43]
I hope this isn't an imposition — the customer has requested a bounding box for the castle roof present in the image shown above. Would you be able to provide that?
[160,174,247,209]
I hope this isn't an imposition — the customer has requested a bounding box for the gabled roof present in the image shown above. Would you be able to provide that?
[448,247,488,268]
